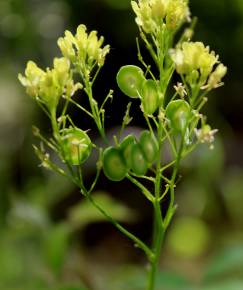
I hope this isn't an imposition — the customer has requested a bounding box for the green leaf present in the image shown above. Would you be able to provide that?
[166,217,210,259]
[58,286,87,290]
[201,280,243,290]
[221,168,243,224]
[106,266,193,290]
[156,271,193,290]
[68,191,137,229]
[204,246,243,282]
[43,222,71,275]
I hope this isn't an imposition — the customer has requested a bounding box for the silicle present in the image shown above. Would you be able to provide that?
[165,99,191,133]
[103,147,128,181]
[61,128,92,165]
[139,130,159,164]
[119,134,136,169]
[116,65,145,98]
[140,80,159,115]
[130,143,148,176]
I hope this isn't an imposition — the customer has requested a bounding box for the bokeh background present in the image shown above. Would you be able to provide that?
[1,0,243,289]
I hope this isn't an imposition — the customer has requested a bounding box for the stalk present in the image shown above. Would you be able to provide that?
[147,122,164,290]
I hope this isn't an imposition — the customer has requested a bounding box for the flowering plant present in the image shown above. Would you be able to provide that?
[19,0,226,289]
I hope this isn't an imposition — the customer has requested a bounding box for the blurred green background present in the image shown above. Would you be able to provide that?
[1,0,243,289]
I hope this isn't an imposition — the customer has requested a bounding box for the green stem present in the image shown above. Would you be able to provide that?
[50,109,78,183]
[164,135,184,229]
[147,201,164,290]
[84,79,108,143]
[126,174,155,202]
[147,122,164,290]
[85,192,154,261]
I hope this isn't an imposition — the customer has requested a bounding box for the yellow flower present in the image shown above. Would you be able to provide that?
[131,0,156,33]
[18,61,45,97]
[151,0,167,20]
[53,57,71,87]
[170,41,227,89]
[57,24,110,69]
[171,42,218,77]
[131,0,190,33]
[57,31,76,62]
[18,57,81,110]
[206,64,227,89]
[166,0,189,30]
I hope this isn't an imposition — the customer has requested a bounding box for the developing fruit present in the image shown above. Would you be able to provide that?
[119,134,136,169]
[103,147,128,181]
[130,143,148,176]
[165,100,191,133]
[116,65,145,98]
[139,130,159,163]
[61,128,92,165]
[140,80,159,115]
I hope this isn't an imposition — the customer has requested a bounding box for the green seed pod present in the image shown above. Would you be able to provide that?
[139,130,159,164]
[140,79,159,115]
[130,143,148,176]
[116,65,145,98]
[120,134,136,169]
[61,128,92,165]
[103,147,128,181]
[165,100,191,133]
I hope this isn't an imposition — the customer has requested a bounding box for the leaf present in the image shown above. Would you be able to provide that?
[43,222,71,275]
[68,191,137,229]
[183,138,224,182]
[156,271,193,290]
[204,246,243,282]
[166,217,210,259]
[57,286,87,290]
[7,198,49,233]
[106,266,193,290]
[221,167,243,224]
[201,280,243,290]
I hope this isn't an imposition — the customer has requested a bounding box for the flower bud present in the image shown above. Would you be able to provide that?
[131,0,156,33]
[57,25,110,70]
[166,0,189,30]
[18,61,45,97]
[57,32,76,61]
[39,69,60,107]
[76,25,88,51]
[207,64,227,89]
[53,57,70,87]
[151,0,166,19]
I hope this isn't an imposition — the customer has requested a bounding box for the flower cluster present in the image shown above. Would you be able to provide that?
[131,0,190,34]
[170,42,227,89]
[57,24,110,73]
[18,58,81,110]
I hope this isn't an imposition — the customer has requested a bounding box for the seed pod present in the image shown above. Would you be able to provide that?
[165,100,191,133]
[103,147,128,181]
[139,130,159,163]
[119,134,136,169]
[140,80,159,115]
[130,143,148,176]
[61,128,92,165]
[116,65,145,98]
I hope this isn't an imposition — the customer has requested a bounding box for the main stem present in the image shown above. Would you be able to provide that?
[147,201,164,290]
[147,123,164,290]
